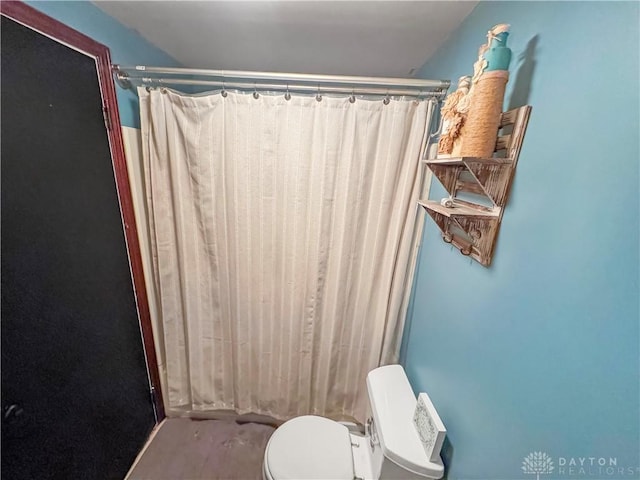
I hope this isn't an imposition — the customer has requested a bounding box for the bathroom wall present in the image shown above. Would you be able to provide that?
[25,1,180,128]
[403,2,639,479]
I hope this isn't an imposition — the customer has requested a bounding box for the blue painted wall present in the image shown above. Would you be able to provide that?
[25,1,179,128]
[403,2,639,479]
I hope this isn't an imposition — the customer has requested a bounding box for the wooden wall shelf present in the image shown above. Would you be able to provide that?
[426,156,512,165]
[424,157,513,207]
[417,200,498,218]
[419,105,531,266]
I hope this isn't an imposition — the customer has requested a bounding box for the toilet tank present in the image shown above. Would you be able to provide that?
[366,365,444,479]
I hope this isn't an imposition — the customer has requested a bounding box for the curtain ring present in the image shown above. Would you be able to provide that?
[285,84,291,101]
[221,80,227,97]
[253,84,259,99]
[160,87,167,94]
[316,85,322,102]
[460,245,471,256]
[414,90,422,106]
[349,89,356,103]
[383,95,390,105]
[442,232,453,244]
[145,86,152,92]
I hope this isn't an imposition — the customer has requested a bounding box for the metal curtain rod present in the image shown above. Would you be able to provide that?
[112,64,451,98]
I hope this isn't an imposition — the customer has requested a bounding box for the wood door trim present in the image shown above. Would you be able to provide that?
[1,1,165,420]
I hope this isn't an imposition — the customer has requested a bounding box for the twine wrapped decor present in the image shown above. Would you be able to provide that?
[457,70,508,158]
[437,76,471,157]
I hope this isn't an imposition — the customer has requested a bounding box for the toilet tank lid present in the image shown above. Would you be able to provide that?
[366,365,444,478]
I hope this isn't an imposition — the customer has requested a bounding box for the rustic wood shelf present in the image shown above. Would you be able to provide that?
[424,156,512,166]
[417,200,498,218]
[418,200,500,266]
[423,157,514,207]
[419,105,532,266]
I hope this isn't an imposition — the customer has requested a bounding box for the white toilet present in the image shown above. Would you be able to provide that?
[262,364,446,480]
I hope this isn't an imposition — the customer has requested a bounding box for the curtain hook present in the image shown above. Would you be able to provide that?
[221,79,227,97]
[253,83,259,99]
[383,91,390,105]
[349,88,356,103]
[316,85,322,102]
[285,84,291,101]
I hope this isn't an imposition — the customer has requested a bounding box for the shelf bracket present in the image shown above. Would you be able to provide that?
[460,161,513,207]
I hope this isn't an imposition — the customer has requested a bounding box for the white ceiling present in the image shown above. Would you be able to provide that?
[95,1,477,77]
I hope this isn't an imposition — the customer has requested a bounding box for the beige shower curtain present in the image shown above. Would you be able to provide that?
[139,88,432,422]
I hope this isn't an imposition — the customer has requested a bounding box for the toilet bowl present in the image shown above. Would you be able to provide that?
[263,415,355,480]
[262,365,446,480]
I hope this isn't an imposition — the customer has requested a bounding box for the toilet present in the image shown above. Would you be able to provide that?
[262,365,446,480]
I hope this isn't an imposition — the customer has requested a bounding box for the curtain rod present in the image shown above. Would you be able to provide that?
[112,65,450,99]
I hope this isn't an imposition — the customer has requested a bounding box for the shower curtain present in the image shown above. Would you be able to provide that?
[139,88,433,422]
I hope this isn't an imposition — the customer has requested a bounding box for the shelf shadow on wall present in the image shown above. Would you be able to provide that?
[507,35,538,111]
[501,35,539,211]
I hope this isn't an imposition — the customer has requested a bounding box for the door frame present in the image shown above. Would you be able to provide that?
[1,1,165,420]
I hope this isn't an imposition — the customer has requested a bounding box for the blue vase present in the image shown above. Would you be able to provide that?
[484,31,512,71]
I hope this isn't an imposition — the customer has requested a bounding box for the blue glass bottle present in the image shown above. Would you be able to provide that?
[484,26,512,72]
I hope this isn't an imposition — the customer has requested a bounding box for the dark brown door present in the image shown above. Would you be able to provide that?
[1,15,156,479]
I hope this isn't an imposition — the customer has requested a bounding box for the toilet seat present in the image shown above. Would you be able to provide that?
[264,415,354,480]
